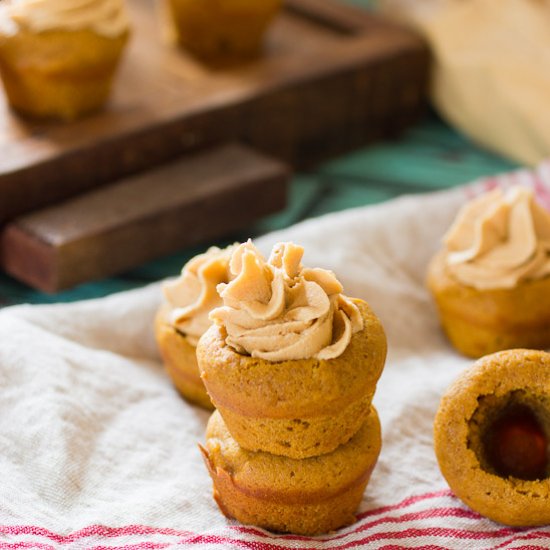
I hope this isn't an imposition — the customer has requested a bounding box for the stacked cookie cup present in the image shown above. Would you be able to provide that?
[196,241,387,535]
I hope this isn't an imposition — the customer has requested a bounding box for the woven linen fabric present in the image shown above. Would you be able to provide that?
[2,163,550,549]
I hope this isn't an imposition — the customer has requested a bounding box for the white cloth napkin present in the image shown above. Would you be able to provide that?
[2,163,550,549]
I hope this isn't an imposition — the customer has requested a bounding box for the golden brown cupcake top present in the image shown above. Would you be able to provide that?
[0,0,130,37]
[443,186,550,289]
[210,240,363,361]
[163,245,236,346]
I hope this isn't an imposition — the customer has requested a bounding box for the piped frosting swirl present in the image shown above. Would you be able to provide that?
[1,0,130,37]
[444,186,550,290]
[210,240,363,361]
[163,245,235,346]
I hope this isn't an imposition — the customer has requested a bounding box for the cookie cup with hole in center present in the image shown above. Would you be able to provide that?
[434,349,550,527]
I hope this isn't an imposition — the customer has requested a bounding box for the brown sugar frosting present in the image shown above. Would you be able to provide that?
[163,245,235,346]
[443,186,550,290]
[210,240,363,361]
[428,186,550,357]
[156,245,235,409]
[1,0,130,37]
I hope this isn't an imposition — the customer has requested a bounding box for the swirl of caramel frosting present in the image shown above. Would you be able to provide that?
[163,245,236,346]
[2,0,129,37]
[444,186,550,290]
[210,240,363,361]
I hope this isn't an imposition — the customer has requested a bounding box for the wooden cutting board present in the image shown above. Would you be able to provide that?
[0,144,289,292]
[0,0,429,223]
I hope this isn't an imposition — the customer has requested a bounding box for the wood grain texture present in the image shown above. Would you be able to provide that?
[0,144,289,292]
[0,0,429,222]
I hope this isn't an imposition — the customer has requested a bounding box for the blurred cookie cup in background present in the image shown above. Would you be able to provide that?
[0,0,131,120]
[164,0,281,62]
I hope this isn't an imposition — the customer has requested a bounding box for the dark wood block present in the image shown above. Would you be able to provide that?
[0,0,429,222]
[0,144,289,292]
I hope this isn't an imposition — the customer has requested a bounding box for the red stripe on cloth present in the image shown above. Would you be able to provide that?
[153,527,550,550]
[533,173,550,210]
[232,505,481,543]
[467,166,550,206]
[174,535,290,550]
[2,525,548,550]
[71,525,194,540]
[0,490,456,545]
[359,489,455,519]
[483,177,499,193]
[87,544,171,550]
[328,528,549,550]
[492,531,550,550]
[0,543,54,550]
[0,525,193,544]
[2,490,549,549]
[337,506,483,542]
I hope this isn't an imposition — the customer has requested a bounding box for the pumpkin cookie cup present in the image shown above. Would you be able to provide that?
[427,187,550,358]
[197,241,387,459]
[0,0,130,120]
[427,251,550,358]
[166,0,281,61]
[434,349,550,527]
[155,304,213,410]
[198,299,385,458]
[200,407,381,536]
[155,245,235,410]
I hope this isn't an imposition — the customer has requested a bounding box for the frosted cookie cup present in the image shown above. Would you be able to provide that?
[197,241,387,459]
[427,187,550,358]
[0,0,130,120]
[155,245,235,409]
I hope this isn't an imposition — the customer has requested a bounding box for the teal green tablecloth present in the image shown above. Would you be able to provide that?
[0,1,519,306]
